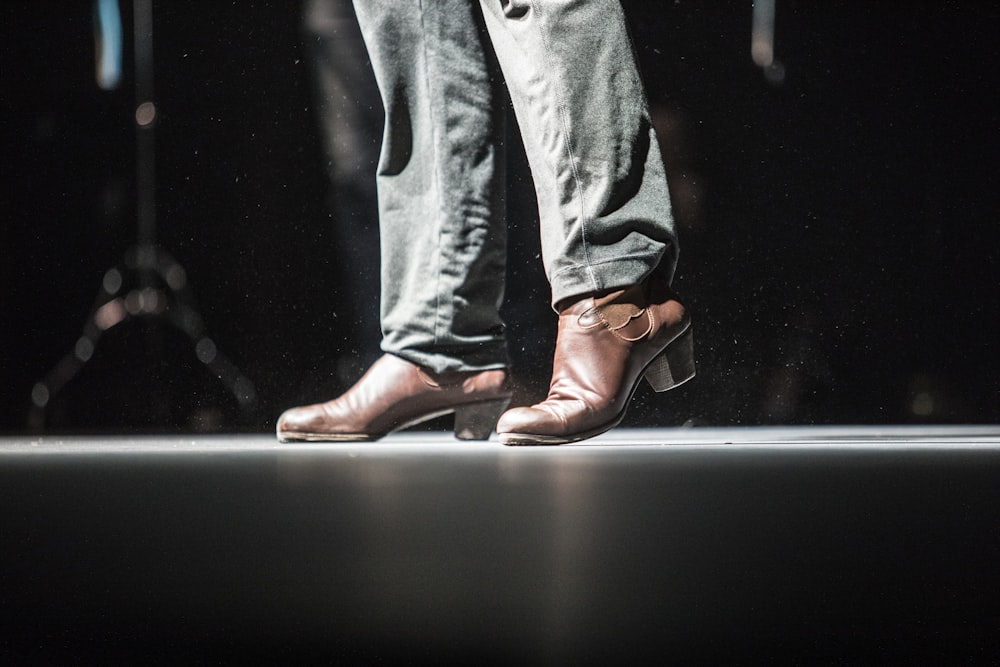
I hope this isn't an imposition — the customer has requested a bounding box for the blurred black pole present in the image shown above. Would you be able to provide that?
[28,0,258,431]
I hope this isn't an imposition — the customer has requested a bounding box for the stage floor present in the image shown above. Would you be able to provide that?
[3,426,1000,664]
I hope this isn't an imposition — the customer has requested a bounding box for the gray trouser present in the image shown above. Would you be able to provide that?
[352,0,678,373]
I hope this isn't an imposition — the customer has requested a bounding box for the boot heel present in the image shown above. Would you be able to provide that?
[645,326,696,392]
[454,398,511,440]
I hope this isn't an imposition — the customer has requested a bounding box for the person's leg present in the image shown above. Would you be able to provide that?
[301,0,383,377]
[302,0,382,200]
[277,0,513,442]
[478,0,694,444]
[354,0,509,374]
[478,0,677,309]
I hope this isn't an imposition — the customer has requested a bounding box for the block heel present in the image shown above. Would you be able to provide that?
[644,326,695,392]
[454,397,511,440]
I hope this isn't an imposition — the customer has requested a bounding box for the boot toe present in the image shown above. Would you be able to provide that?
[496,405,567,437]
[495,406,537,434]
[275,407,307,440]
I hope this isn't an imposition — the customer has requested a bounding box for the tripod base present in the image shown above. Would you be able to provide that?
[29,244,257,430]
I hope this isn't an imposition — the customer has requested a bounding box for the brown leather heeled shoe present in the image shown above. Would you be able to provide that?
[496,280,694,445]
[276,354,512,442]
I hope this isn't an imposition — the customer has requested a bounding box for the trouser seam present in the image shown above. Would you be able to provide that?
[417,0,446,349]
[528,0,596,292]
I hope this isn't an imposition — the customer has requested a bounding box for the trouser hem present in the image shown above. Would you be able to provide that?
[383,343,511,375]
[548,250,676,310]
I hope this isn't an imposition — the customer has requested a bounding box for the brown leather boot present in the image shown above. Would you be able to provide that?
[276,354,512,442]
[496,280,694,445]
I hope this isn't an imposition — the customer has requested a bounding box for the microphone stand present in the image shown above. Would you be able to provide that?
[29,0,257,430]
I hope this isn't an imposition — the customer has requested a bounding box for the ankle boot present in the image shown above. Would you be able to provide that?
[496,280,694,445]
[277,354,512,442]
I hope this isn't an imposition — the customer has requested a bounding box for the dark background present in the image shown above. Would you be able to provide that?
[1,1,998,434]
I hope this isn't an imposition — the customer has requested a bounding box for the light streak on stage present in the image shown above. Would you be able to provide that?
[2,426,1000,663]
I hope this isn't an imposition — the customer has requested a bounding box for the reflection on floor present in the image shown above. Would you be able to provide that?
[3,426,1000,664]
